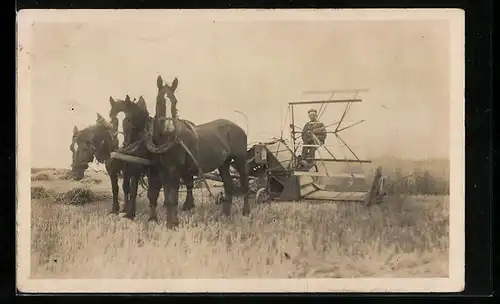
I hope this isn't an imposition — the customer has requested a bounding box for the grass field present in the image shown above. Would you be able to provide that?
[29,166,449,279]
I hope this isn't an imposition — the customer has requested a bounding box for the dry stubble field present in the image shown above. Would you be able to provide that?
[29,167,449,279]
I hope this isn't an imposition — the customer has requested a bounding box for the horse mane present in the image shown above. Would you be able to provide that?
[75,124,102,139]
[74,121,116,146]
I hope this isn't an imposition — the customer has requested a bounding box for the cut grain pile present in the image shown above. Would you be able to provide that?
[31,186,108,205]
[30,168,111,206]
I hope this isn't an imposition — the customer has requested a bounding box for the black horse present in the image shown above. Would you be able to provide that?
[145,75,250,229]
[70,112,128,213]
[110,95,198,221]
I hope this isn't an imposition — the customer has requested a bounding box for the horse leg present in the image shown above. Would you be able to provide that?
[162,166,180,229]
[218,158,234,216]
[125,165,142,220]
[106,160,120,214]
[181,171,195,211]
[233,156,250,216]
[147,166,162,222]
[121,163,131,214]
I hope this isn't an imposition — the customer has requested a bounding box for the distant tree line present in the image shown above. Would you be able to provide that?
[381,168,450,196]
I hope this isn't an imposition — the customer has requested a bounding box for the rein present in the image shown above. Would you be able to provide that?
[94,128,118,163]
[179,122,216,199]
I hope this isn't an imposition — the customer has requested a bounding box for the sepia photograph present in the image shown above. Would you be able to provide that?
[16,9,464,293]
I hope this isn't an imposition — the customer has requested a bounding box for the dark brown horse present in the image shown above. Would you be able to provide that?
[109,95,164,220]
[70,113,127,213]
[145,75,250,228]
[110,95,198,221]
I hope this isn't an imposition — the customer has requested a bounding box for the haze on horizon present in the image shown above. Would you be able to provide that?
[27,18,451,169]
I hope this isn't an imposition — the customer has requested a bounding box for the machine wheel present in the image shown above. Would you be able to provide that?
[255,188,270,204]
[215,191,224,205]
[248,178,259,193]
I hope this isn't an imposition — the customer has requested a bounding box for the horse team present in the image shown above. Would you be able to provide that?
[70,76,250,229]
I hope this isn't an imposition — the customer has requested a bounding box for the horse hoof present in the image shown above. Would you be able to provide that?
[123,214,135,220]
[182,204,195,211]
[166,223,179,230]
[148,217,158,222]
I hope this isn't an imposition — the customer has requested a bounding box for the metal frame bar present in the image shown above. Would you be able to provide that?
[311,158,372,163]
[302,88,370,94]
[336,133,361,161]
[287,89,370,173]
[289,99,362,105]
[335,101,352,132]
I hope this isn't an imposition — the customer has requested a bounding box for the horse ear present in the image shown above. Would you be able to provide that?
[171,77,178,92]
[73,125,78,135]
[125,95,131,103]
[109,96,115,107]
[157,75,163,89]
[96,113,105,123]
[137,96,147,109]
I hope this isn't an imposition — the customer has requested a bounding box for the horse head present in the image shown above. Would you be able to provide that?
[108,96,129,119]
[109,95,150,146]
[69,114,115,180]
[109,95,149,146]
[155,75,179,135]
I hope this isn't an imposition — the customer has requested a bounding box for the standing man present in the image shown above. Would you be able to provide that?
[301,108,327,162]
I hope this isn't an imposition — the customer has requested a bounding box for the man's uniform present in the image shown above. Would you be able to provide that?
[301,109,327,161]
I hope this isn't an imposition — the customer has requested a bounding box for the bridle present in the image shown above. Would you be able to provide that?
[72,126,118,165]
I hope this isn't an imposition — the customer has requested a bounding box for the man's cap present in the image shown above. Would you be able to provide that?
[308,108,318,114]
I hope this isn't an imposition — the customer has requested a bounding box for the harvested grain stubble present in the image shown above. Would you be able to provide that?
[29,167,450,279]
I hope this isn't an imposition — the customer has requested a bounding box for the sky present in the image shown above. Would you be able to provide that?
[28,17,451,169]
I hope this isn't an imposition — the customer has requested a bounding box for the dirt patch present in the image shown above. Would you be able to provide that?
[55,171,104,185]
[31,168,57,174]
[31,173,52,182]
[80,176,103,185]
[58,172,75,180]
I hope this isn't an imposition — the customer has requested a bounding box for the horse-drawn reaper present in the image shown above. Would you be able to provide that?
[107,78,386,228]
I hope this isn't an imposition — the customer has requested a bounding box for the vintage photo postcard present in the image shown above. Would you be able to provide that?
[16,9,465,293]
